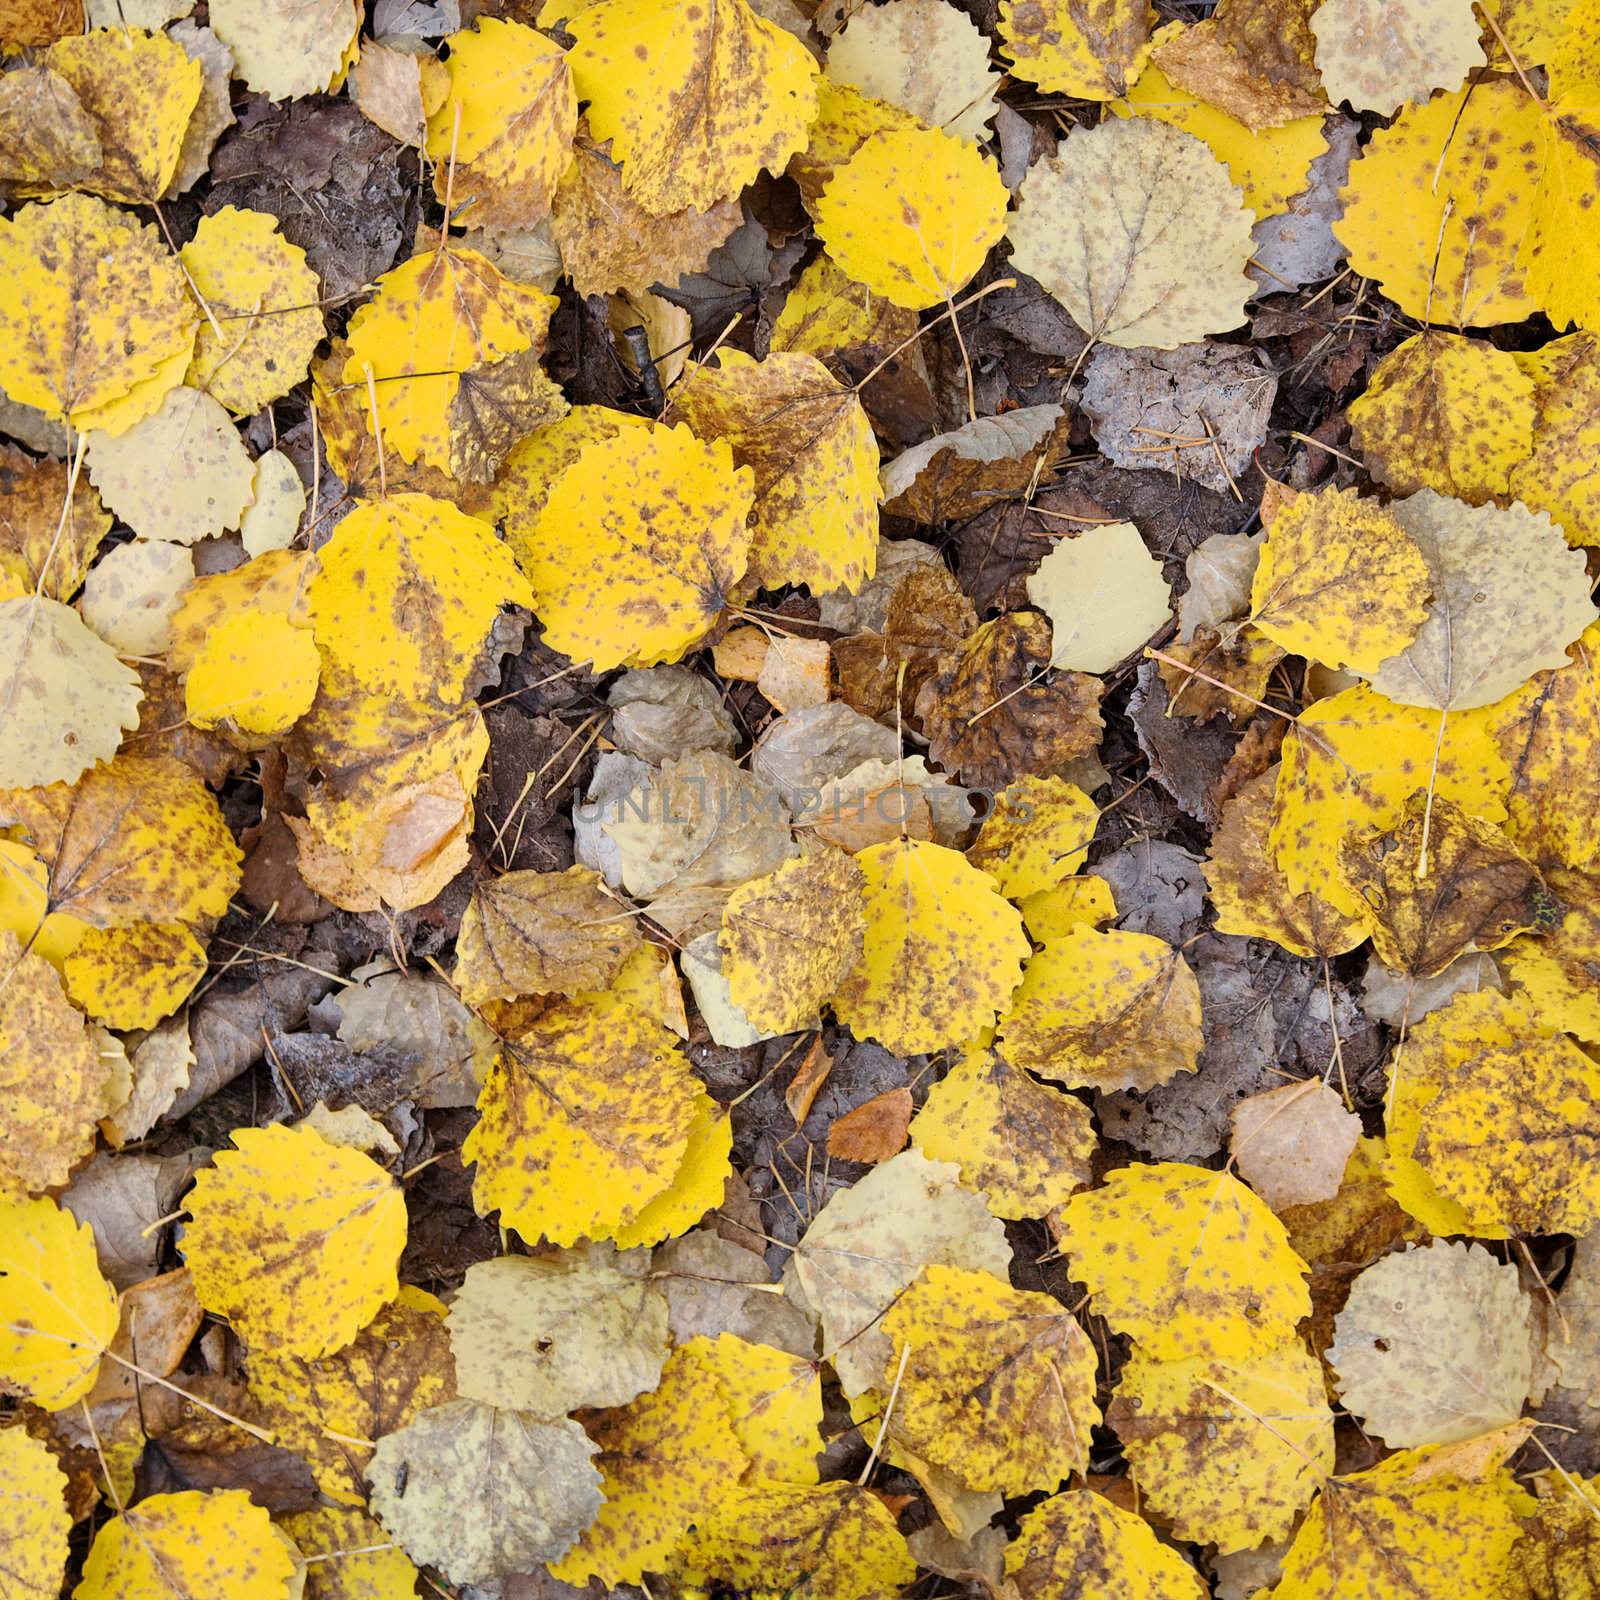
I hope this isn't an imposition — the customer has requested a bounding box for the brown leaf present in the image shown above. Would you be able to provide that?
[85,1268,204,1410]
[1158,625,1287,724]
[834,564,978,724]
[1150,0,1325,130]
[915,613,1105,789]
[0,64,101,191]
[881,405,1070,523]
[826,1087,913,1163]
[448,346,570,485]
[1229,1079,1363,1211]
[785,1036,835,1127]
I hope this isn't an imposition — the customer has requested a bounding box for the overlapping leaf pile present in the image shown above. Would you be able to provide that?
[3,0,1600,1595]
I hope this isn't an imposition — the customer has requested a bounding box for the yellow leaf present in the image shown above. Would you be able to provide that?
[76,1489,298,1600]
[1504,866,1600,1037]
[814,127,1008,311]
[719,848,867,1036]
[0,1195,116,1409]
[831,837,1030,1054]
[1000,0,1155,96]
[184,1122,407,1357]
[1510,1475,1600,1600]
[786,78,922,213]
[911,1043,1097,1219]
[44,26,201,203]
[179,207,324,416]
[673,349,880,593]
[185,609,320,739]
[0,839,89,969]
[87,385,254,544]
[1109,1339,1335,1550]
[305,492,532,704]
[566,0,817,214]
[1272,1441,1534,1600]
[425,19,576,232]
[208,0,361,100]
[1112,49,1328,218]
[1348,332,1537,501]
[1310,0,1483,114]
[0,753,242,927]
[278,1505,420,1600]
[676,1331,823,1484]
[1006,1489,1208,1600]
[0,193,196,432]
[79,539,192,656]
[1008,118,1253,347]
[463,991,700,1246]
[550,1344,752,1586]
[1368,492,1597,710]
[514,420,752,670]
[880,1263,1100,1495]
[62,921,206,1031]
[998,925,1202,1093]
[1248,485,1431,674]
[1018,873,1118,941]
[601,1090,730,1247]
[1024,519,1173,673]
[0,443,111,603]
[1335,79,1542,326]
[493,405,647,552]
[1268,684,1511,918]
[1511,331,1600,544]
[245,1286,455,1506]
[239,450,305,558]
[0,928,113,1196]
[341,245,557,472]
[1522,92,1600,333]
[1054,1162,1310,1361]
[168,547,308,673]
[0,596,143,789]
[0,1429,71,1600]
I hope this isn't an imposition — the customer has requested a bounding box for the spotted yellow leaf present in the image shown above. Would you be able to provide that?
[0,443,111,603]
[1512,331,1600,544]
[1018,873,1119,942]
[186,609,321,740]
[278,1505,420,1600]
[1000,0,1155,96]
[61,921,206,1031]
[0,1429,71,1600]
[601,1090,732,1249]
[184,1121,407,1357]
[676,1331,824,1484]
[208,0,361,101]
[1502,865,1600,1038]
[1007,1489,1208,1600]
[966,777,1099,899]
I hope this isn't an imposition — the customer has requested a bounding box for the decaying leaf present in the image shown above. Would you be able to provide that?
[1311,0,1483,114]
[1229,1079,1361,1211]
[999,0,1156,97]
[1007,1489,1208,1600]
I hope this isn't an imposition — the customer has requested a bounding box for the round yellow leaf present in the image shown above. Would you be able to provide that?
[814,126,1008,311]
[184,1122,407,1357]
[603,1091,732,1249]
[1007,1489,1208,1600]
[515,421,752,670]
[675,1331,824,1485]
[0,1429,72,1600]
[0,193,197,432]
[967,775,1098,898]
[831,837,1031,1055]
[0,1195,118,1410]
[180,207,324,416]
[999,0,1155,97]
[0,839,90,968]
[185,610,320,738]
[279,1505,420,1600]
[62,921,206,1031]
[76,1488,298,1600]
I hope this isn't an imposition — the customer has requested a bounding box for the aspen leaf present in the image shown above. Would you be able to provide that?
[79,540,192,657]
[1054,1162,1311,1361]
[208,0,361,100]
[244,1287,456,1506]
[0,444,111,604]
[43,26,202,204]
[278,1505,420,1600]
[786,78,922,211]
[1340,793,1546,976]
[61,922,206,1032]
[813,127,1009,312]
[601,1088,732,1248]
[1521,91,1600,334]
[718,848,867,1036]
[566,0,818,214]
[424,20,577,233]
[998,925,1203,1094]
[179,207,324,415]
[1503,866,1600,1039]
[0,754,241,928]
[880,1263,1101,1495]
[183,1122,407,1357]
[0,597,143,790]
[305,492,533,705]
[455,865,639,1005]
[548,1344,751,1586]
[0,840,91,970]
[830,837,1030,1055]
[0,1429,71,1600]
[86,385,254,544]
[1025,520,1173,673]
[0,1196,117,1409]
[826,1086,912,1162]
[238,449,305,558]
[789,1148,1013,1397]
[1109,1339,1335,1550]
[1330,1240,1533,1448]
[1007,1489,1208,1600]
[367,1399,603,1585]
[185,610,321,740]
[1511,1476,1600,1600]
[674,1330,824,1484]
[912,1045,1097,1218]
[966,776,1099,898]
[0,63,102,192]
[1512,332,1600,545]
[1310,0,1483,113]
[673,348,879,594]
[167,547,307,674]
[679,1480,916,1598]
[449,1251,667,1414]
[514,421,752,670]
[1008,118,1254,348]
[340,246,557,472]
[1370,492,1598,711]
[1229,1078,1362,1211]
[0,193,196,433]
[76,1489,298,1600]
[1000,0,1155,96]
[825,0,1000,143]
[464,991,700,1246]
[1348,333,1537,502]
[880,404,1068,524]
